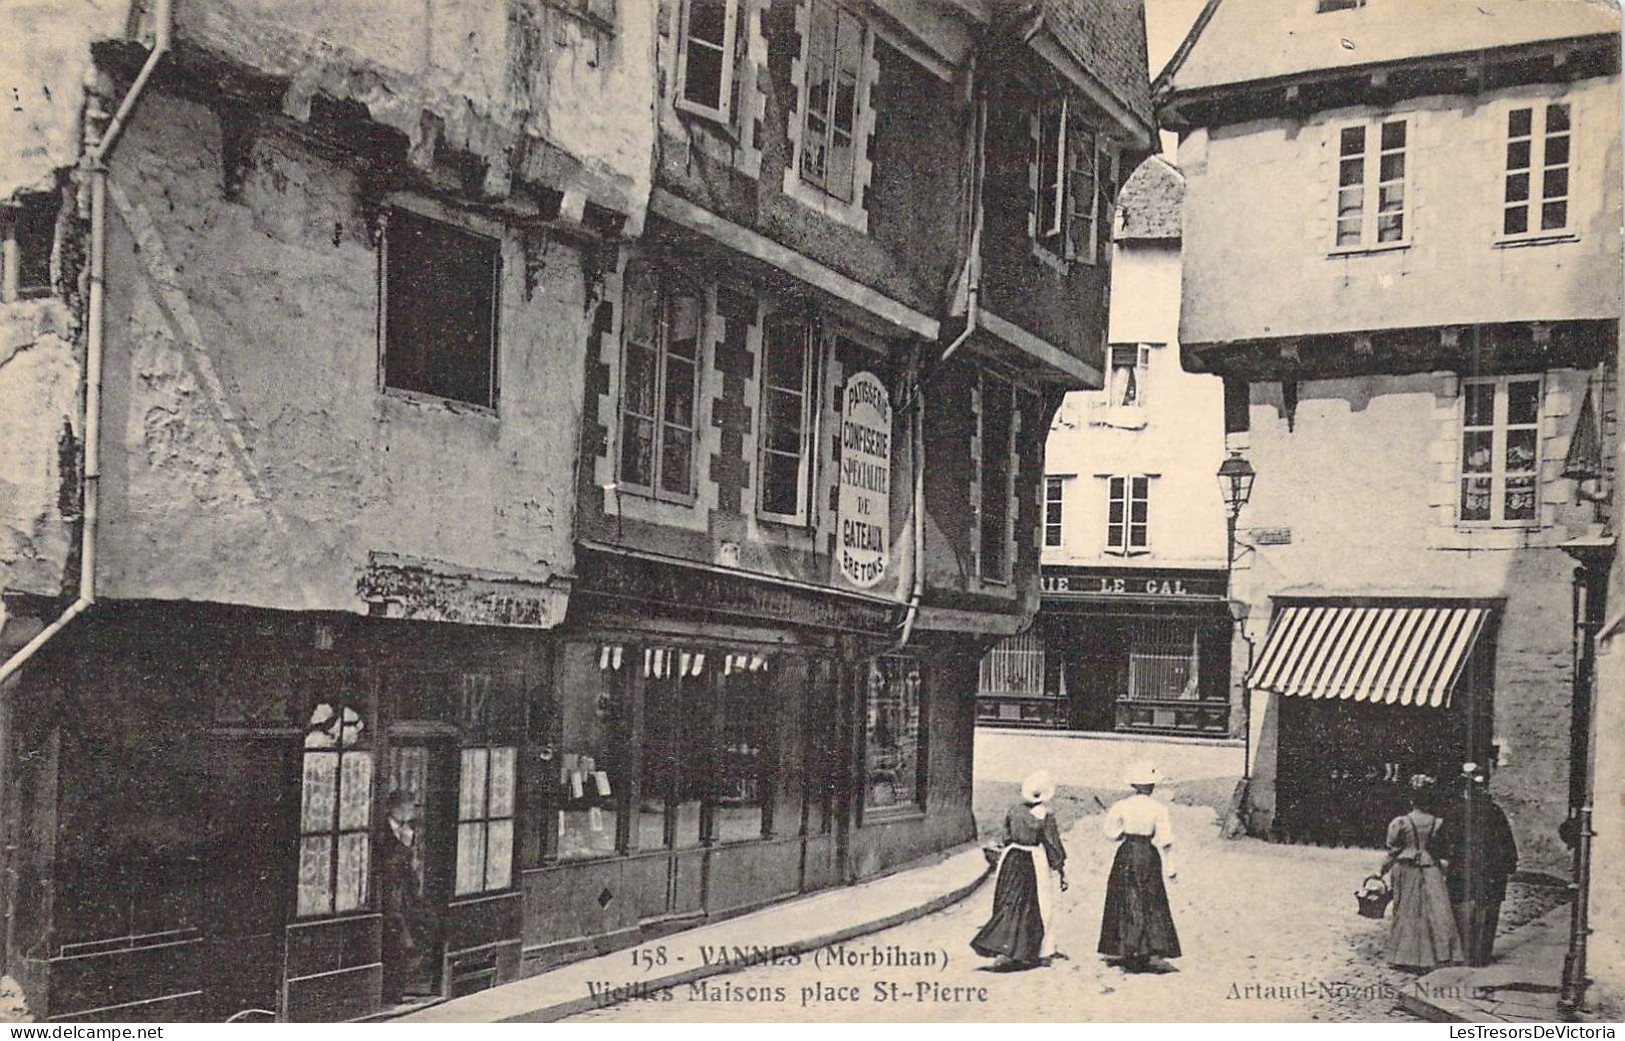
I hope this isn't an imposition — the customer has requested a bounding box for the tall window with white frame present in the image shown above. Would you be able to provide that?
[676,0,739,123]
[759,310,816,523]
[978,373,1017,582]
[1334,118,1407,248]
[1106,475,1150,555]
[619,266,703,500]
[1460,375,1542,524]
[296,701,373,918]
[798,0,866,201]
[454,673,519,897]
[1503,102,1571,237]
[1044,476,1065,548]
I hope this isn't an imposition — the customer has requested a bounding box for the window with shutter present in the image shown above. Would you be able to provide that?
[1031,96,1116,266]
[798,0,866,201]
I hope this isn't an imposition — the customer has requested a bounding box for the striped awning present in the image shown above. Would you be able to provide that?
[1247,603,1491,708]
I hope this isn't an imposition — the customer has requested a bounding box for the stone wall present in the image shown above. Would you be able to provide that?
[86,87,588,616]
[1233,369,1610,876]
[1178,74,1623,348]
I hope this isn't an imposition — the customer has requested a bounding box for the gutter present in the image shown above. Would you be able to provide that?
[0,0,173,688]
[894,80,987,651]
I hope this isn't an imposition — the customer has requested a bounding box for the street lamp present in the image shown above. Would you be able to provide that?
[1218,450,1257,781]
[1217,450,1257,546]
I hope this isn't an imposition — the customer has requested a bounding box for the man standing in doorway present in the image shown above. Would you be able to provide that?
[381,789,430,1003]
[1445,764,1519,966]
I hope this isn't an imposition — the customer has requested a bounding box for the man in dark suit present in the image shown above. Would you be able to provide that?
[1444,764,1519,966]
[381,789,429,1003]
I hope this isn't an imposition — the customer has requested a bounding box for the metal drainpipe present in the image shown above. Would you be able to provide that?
[1561,565,1603,1012]
[894,85,986,652]
[0,0,173,689]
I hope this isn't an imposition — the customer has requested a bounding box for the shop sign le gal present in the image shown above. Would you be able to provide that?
[838,371,891,589]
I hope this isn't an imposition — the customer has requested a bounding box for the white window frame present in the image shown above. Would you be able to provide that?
[1035,96,1068,245]
[675,0,740,124]
[617,270,705,504]
[757,308,818,525]
[1330,116,1412,253]
[1498,100,1575,243]
[1043,475,1066,548]
[1105,474,1151,556]
[1458,375,1544,528]
[1108,344,1151,407]
[455,744,517,896]
[794,0,869,202]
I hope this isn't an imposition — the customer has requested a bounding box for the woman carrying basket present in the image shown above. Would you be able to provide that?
[1379,774,1463,971]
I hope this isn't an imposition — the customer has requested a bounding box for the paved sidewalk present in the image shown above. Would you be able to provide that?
[398,844,990,1023]
[1401,907,1580,1023]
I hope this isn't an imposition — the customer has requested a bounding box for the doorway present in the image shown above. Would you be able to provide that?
[379,732,458,1004]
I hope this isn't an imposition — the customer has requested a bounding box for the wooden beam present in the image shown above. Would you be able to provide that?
[648,188,940,339]
[978,307,1103,388]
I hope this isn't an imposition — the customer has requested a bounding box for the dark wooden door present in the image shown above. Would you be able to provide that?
[201,736,296,1021]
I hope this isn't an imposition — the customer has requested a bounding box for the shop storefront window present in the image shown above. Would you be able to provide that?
[553,645,627,862]
[716,654,775,842]
[641,648,709,850]
[1127,630,1200,701]
[297,701,373,917]
[452,673,521,892]
[864,657,925,812]
[456,745,516,894]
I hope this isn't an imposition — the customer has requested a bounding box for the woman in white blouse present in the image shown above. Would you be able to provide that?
[1097,761,1181,972]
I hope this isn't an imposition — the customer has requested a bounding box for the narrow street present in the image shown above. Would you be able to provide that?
[570,796,1416,1023]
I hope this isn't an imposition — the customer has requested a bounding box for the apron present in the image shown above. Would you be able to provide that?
[995,841,1058,958]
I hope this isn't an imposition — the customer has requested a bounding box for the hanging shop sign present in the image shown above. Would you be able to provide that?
[838,371,892,589]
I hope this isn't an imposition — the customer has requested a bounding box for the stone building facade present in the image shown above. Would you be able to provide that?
[0,0,1153,1021]
[977,156,1236,737]
[1159,0,1621,881]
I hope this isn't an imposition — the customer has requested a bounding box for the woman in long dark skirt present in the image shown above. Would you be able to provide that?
[1098,761,1180,972]
[972,770,1068,968]
[1380,774,1463,971]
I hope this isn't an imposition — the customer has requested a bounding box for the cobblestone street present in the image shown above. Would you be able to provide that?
[570,787,1565,1023]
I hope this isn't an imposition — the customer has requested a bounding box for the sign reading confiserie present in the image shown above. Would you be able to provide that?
[838,371,892,589]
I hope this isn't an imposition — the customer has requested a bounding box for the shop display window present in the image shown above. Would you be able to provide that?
[451,672,522,891]
[715,654,776,842]
[553,645,627,862]
[640,648,710,850]
[297,700,373,917]
[864,656,925,812]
